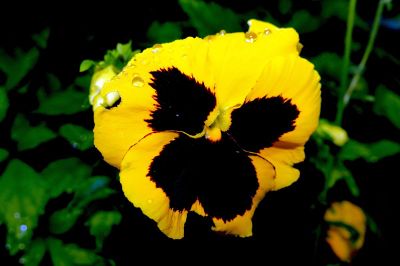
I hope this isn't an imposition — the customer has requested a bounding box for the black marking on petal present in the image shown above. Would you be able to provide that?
[148,133,258,222]
[146,67,216,135]
[229,96,300,152]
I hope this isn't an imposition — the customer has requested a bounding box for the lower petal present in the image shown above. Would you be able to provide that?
[212,154,275,236]
[260,145,305,190]
[119,131,187,239]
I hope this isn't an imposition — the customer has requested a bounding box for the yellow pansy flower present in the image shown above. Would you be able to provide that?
[324,201,367,262]
[92,19,321,239]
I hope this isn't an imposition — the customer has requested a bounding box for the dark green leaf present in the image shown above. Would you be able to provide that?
[287,10,320,33]
[72,176,116,209]
[86,211,122,250]
[0,160,49,255]
[41,158,92,199]
[49,208,83,235]
[59,124,94,151]
[179,0,242,37]
[47,238,105,266]
[80,60,96,72]
[0,148,8,162]
[20,238,46,266]
[0,87,9,122]
[0,47,39,90]
[36,87,90,115]
[312,52,343,79]
[46,73,62,91]
[374,85,400,129]
[147,21,183,43]
[340,139,400,162]
[321,0,368,30]
[32,28,50,49]
[116,42,134,62]
[75,74,92,90]
[11,114,56,151]
[330,163,360,197]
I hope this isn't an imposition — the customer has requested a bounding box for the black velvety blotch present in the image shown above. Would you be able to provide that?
[229,96,299,152]
[148,134,259,222]
[146,67,216,135]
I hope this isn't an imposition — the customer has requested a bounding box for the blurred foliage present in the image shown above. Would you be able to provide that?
[1,0,399,265]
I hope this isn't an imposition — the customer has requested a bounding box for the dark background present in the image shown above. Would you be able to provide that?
[1,0,399,265]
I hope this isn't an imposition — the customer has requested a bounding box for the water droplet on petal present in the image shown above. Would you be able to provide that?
[217,29,226,36]
[132,74,144,88]
[263,28,271,35]
[245,31,257,43]
[204,35,215,42]
[14,212,21,219]
[182,54,188,60]
[92,95,105,110]
[105,91,121,107]
[147,199,153,204]
[152,44,162,53]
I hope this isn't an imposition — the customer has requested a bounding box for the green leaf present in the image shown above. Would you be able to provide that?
[179,0,242,37]
[321,0,369,30]
[116,42,134,62]
[311,52,343,79]
[0,87,9,122]
[11,114,56,151]
[329,163,360,197]
[340,139,400,162]
[36,87,90,115]
[20,238,47,266]
[86,211,122,250]
[72,176,115,209]
[41,158,92,199]
[74,74,92,90]
[59,124,94,151]
[0,148,9,162]
[47,238,105,266]
[49,208,83,235]
[287,10,320,33]
[80,60,96,72]
[32,28,50,49]
[374,85,400,129]
[46,73,62,91]
[0,47,39,90]
[0,160,49,255]
[147,21,183,44]
[48,176,114,234]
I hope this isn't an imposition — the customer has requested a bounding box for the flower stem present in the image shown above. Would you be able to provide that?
[336,0,387,125]
[343,0,386,106]
[335,0,357,125]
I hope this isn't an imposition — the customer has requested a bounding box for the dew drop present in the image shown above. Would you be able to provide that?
[19,224,28,232]
[132,74,144,87]
[263,28,271,35]
[204,35,215,42]
[19,257,26,264]
[105,91,121,107]
[14,212,21,219]
[18,243,26,250]
[152,44,162,53]
[147,199,153,204]
[217,29,226,36]
[245,31,257,43]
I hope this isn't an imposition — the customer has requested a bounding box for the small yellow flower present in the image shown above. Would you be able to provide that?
[93,19,321,239]
[324,201,367,262]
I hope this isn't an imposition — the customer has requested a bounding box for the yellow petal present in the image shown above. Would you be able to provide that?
[259,145,305,190]
[247,54,321,146]
[324,201,367,262]
[120,131,187,239]
[212,154,275,236]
